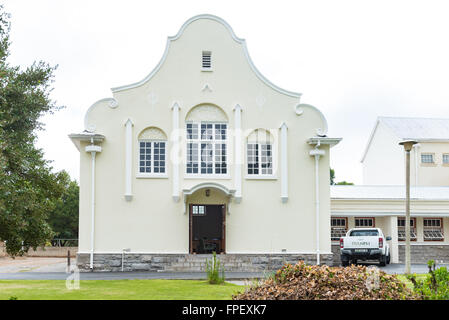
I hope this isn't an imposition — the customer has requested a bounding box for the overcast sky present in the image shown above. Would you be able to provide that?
[4,0,449,184]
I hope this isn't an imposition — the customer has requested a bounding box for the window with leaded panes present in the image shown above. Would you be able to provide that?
[331,218,348,241]
[247,130,273,176]
[138,141,166,174]
[421,153,434,164]
[186,122,227,175]
[355,217,375,228]
[397,218,417,241]
[443,154,449,164]
[192,205,205,215]
[423,218,444,241]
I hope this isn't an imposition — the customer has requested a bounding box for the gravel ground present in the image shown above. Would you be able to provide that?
[0,257,67,273]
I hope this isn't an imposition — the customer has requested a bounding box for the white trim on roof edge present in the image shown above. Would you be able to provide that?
[84,97,118,132]
[110,14,302,98]
[331,211,449,217]
[360,117,404,163]
[360,118,380,163]
[295,104,328,136]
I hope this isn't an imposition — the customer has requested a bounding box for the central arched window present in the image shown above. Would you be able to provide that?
[185,104,228,176]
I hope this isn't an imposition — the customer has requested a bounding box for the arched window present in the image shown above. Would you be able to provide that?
[138,127,167,175]
[247,129,274,176]
[185,104,228,175]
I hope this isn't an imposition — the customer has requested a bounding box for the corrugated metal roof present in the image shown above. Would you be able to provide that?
[331,185,449,200]
[380,116,449,140]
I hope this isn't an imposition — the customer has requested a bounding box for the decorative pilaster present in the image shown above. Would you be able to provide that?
[124,118,133,201]
[280,122,288,203]
[172,102,181,202]
[233,104,242,203]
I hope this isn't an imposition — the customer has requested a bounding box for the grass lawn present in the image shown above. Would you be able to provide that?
[0,279,245,300]
[0,274,427,300]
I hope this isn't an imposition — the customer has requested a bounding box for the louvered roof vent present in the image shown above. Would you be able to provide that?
[202,51,212,70]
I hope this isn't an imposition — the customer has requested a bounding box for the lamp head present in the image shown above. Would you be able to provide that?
[399,140,418,152]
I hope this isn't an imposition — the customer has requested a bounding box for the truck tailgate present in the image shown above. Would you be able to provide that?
[343,236,379,249]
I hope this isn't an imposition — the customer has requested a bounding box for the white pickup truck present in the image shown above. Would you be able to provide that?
[339,228,391,266]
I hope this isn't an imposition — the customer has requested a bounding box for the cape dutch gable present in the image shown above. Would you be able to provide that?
[70,14,341,271]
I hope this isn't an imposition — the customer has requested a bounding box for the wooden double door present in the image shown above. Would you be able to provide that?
[189,204,226,254]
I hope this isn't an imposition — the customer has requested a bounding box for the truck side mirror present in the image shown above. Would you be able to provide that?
[386,236,392,241]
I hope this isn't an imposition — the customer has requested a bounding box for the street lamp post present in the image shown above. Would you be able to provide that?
[399,140,418,274]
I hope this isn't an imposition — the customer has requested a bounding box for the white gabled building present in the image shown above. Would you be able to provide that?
[69,14,341,271]
[331,117,449,265]
[361,116,449,186]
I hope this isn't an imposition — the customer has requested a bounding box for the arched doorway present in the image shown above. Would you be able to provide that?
[183,183,235,254]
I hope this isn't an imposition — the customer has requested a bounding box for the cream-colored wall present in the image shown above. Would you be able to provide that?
[362,122,404,185]
[415,142,449,186]
[77,16,332,255]
[374,217,389,237]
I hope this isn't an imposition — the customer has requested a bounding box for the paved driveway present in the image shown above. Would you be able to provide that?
[357,261,449,274]
[0,257,447,280]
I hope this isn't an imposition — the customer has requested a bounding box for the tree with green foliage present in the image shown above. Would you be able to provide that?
[330,168,354,185]
[0,6,66,256]
[47,171,79,243]
[330,168,336,185]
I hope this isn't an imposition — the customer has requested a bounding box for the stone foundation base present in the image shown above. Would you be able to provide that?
[76,253,334,272]
[331,244,341,266]
[398,245,449,264]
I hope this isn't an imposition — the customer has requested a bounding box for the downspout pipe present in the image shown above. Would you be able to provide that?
[85,142,102,270]
[309,141,325,265]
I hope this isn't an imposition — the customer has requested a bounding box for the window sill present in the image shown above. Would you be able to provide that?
[136,174,168,179]
[245,175,278,180]
[184,174,231,180]
[201,68,213,72]
[398,241,448,245]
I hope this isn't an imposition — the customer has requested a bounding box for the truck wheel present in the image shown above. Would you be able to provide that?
[379,255,387,267]
[387,254,391,264]
[342,261,349,267]
[351,259,357,265]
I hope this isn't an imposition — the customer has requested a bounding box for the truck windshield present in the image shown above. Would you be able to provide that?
[350,230,379,237]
